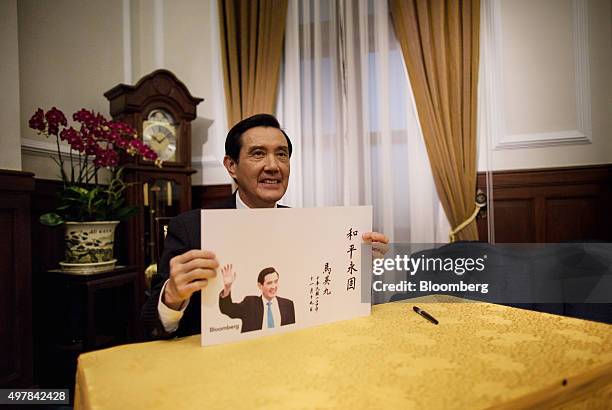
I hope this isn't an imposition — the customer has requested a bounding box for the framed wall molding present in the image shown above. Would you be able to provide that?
[482,0,592,150]
[20,138,71,161]
[192,155,223,170]
[572,0,591,138]
[190,155,233,186]
[22,138,209,178]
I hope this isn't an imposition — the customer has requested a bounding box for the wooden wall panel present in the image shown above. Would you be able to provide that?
[490,199,536,243]
[192,184,233,209]
[0,170,34,388]
[31,179,65,273]
[0,212,16,381]
[477,165,612,243]
[545,196,601,242]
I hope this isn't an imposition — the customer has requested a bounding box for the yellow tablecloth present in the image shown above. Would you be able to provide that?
[75,296,612,409]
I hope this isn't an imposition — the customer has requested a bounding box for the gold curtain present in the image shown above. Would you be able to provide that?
[390,0,480,241]
[218,0,288,127]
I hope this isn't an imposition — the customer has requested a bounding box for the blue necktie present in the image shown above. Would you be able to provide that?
[267,301,275,328]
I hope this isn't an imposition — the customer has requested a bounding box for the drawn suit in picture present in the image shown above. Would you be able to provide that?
[218,265,296,333]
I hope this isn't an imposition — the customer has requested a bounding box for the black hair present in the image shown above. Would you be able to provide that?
[257,267,279,284]
[225,113,293,162]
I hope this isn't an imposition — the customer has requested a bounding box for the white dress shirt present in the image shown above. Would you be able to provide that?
[158,280,189,332]
[262,296,281,329]
[157,190,277,333]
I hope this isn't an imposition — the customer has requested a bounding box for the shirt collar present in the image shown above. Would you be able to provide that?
[261,295,277,305]
[235,190,278,209]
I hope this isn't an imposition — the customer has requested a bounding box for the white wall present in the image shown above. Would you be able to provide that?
[594,0,612,165]
[0,0,22,171]
[162,0,229,185]
[8,0,610,180]
[478,0,612,171]
[16,0,230,184]
[18,0,125,179]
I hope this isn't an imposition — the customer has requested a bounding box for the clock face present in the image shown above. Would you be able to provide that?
[142,109,177,162]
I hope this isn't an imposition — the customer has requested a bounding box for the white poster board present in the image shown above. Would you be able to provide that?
[200,206,372,346]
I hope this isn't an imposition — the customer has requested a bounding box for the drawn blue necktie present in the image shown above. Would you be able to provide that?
[267,301,275,328]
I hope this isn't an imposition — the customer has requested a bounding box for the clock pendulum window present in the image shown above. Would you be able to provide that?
[142,178,178,291]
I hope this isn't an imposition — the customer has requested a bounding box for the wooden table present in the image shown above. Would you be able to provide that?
[74,296,612,409]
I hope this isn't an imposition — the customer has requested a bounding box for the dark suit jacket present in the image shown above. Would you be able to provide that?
[219,293,295,333]
[141,193,289,339]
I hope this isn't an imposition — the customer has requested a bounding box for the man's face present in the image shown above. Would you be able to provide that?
[223,126,290,208]
[258,272,279,300]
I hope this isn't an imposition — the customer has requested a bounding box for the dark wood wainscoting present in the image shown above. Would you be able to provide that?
[477,165,612,243]
[31,179,65,273]
[0,170,34,387]
[192,184,233,209]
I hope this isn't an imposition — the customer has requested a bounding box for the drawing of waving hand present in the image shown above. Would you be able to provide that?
[221,264,236,297]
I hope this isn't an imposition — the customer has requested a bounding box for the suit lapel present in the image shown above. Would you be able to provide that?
[255,296,264,328]
[277,297,288,325]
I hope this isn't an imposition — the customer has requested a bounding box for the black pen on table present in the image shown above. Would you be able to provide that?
[413,306,439,325]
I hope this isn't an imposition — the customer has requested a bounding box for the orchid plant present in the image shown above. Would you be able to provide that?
[29,107,160,226]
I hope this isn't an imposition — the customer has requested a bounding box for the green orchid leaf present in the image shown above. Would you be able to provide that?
[67,186,89,196]
[40,212,64,226]
[115,206,138,220]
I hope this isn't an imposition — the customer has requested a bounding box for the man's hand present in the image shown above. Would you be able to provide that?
[362,232,390,259]
[163,249,219,311]
[220,264,236,298]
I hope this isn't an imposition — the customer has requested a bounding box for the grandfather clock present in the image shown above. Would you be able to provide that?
[104,69,203,304]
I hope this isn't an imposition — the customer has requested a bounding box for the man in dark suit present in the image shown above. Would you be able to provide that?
[219,266,295,332]
[142,114,388,340]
